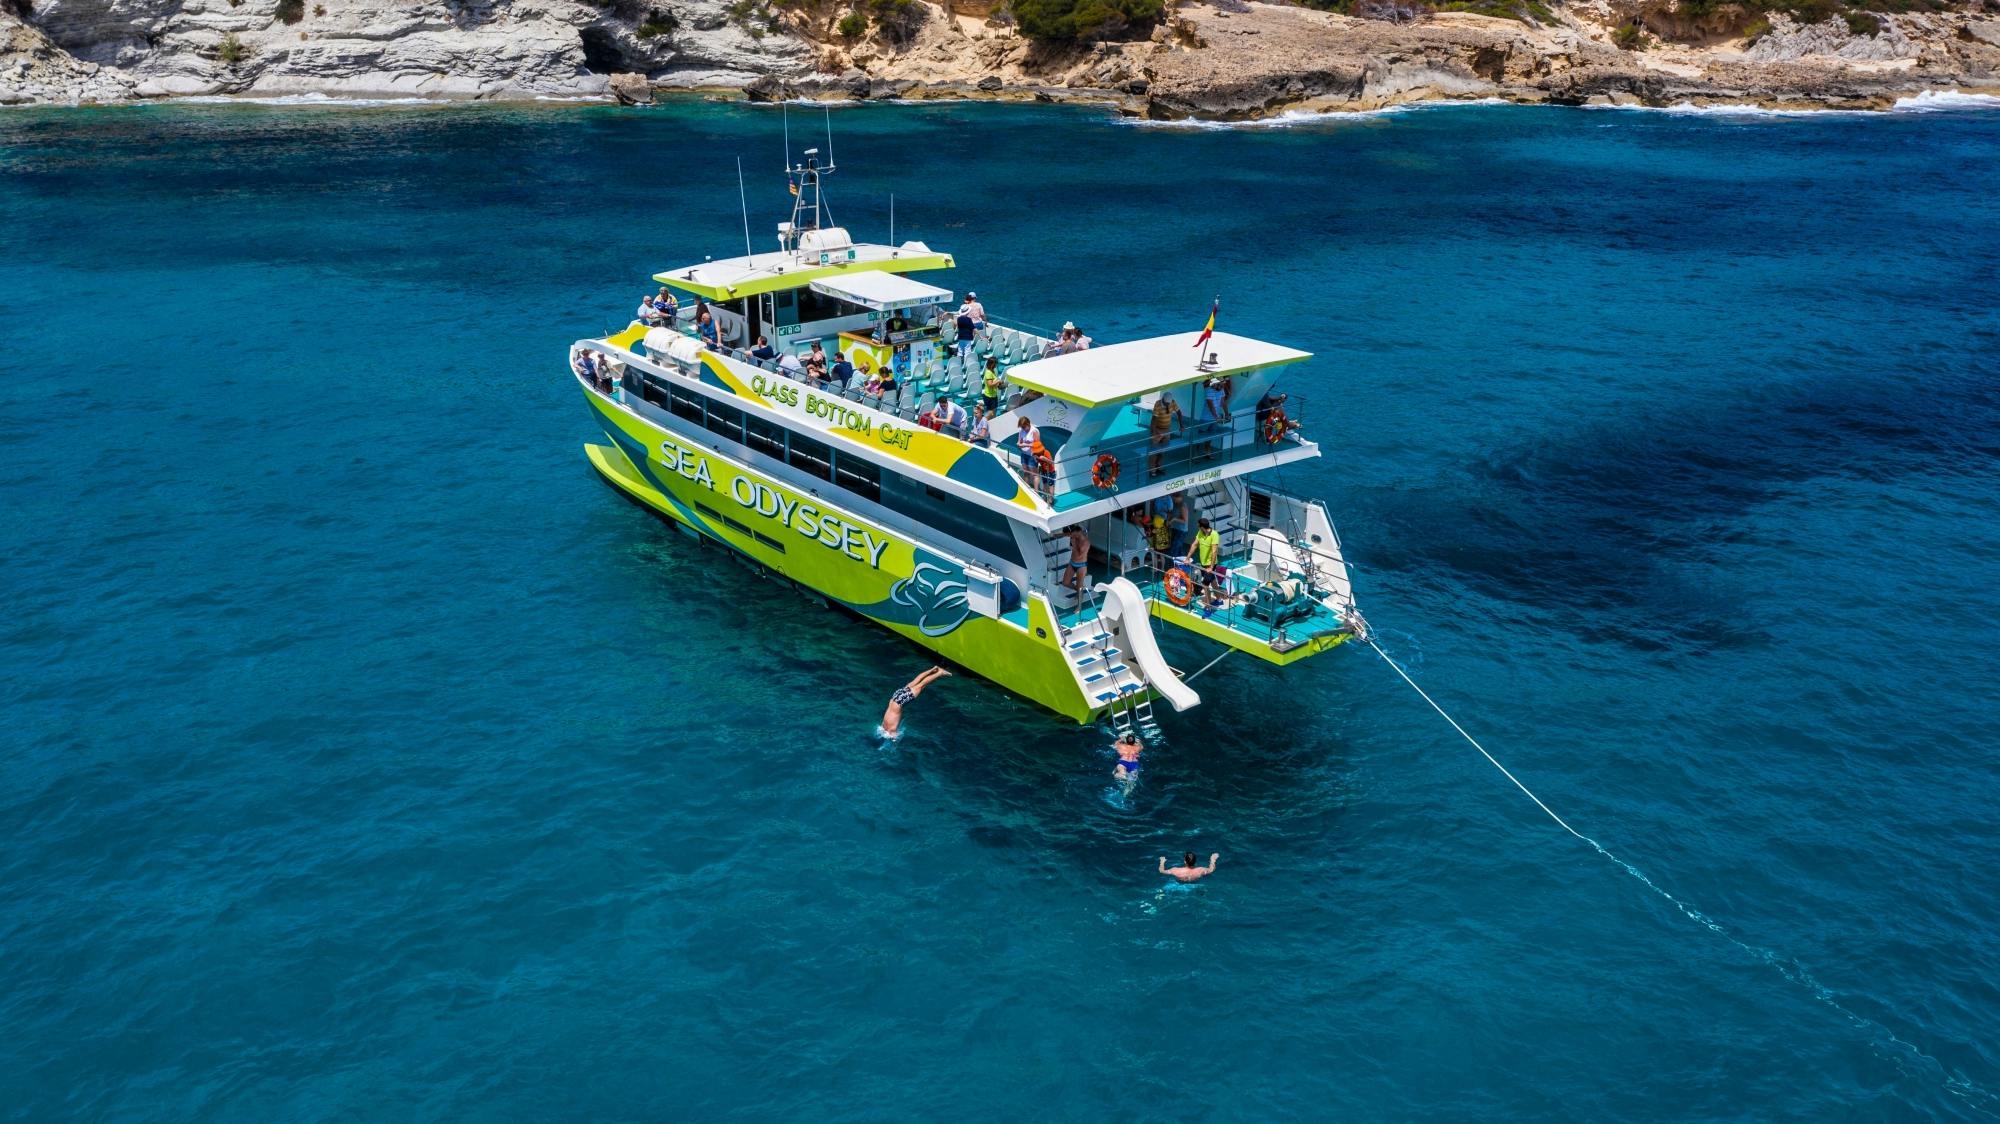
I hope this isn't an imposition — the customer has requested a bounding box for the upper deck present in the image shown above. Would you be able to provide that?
[579,310,1323,534]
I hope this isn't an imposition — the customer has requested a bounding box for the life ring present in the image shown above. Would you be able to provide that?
[1263,412,1288,444]
[1163,567,1194,607]
[1091,453,1120,489]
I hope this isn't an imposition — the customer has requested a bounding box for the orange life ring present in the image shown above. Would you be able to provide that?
[1263,412,1287,444]
[1091,453,1120,489]
[1163,567,1194,607]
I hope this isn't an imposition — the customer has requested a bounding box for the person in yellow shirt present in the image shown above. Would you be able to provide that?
[1193,518,1224,602]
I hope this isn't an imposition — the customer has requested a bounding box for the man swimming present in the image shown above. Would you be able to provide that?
[1160,851,1220,883]
[1113,733,1143,782]
[879,666,951,738]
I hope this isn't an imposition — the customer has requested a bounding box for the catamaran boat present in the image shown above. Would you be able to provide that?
[573,148,1365,729]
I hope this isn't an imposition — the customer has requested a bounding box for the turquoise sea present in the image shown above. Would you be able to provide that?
[3,95,1998,1119]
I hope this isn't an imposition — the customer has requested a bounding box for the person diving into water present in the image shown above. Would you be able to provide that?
[879,666,952,739]
[1160,852,1220,883]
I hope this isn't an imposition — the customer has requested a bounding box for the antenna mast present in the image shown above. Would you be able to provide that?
[736,156,754,264]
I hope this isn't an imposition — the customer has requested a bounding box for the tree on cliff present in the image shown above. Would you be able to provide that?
[1009,0,1163,40]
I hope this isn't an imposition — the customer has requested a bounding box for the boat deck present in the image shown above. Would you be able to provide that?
[1055,558,1355,665]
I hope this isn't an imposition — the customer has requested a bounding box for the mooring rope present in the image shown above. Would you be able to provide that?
[1363,635,1996,1115]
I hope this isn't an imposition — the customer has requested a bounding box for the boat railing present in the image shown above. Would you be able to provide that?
[627,323,1027,446]
[1118,535,1353,647]
[1000,395,1310,504]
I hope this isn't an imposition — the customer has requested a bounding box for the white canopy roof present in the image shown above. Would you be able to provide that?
[808,271,954,311]
[1005,331,1312,408]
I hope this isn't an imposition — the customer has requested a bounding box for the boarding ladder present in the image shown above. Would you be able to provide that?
[1055,583,1158,735]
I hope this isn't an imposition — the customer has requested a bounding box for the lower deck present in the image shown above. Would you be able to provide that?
[1057,554,1356,665]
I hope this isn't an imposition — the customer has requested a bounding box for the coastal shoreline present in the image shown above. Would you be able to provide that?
[12,81,1998,122]
[6,0,1999,122]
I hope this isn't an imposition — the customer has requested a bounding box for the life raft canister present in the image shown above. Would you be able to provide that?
[1163,567,1195,607]
[1091,453,1120,489]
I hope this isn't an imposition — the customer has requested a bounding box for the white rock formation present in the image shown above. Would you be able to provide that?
[3,0,814,103]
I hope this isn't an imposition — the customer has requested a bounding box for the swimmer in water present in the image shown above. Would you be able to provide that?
[1160,851,1220,883]
[879,666,951,738]
[1113,733,1143,782]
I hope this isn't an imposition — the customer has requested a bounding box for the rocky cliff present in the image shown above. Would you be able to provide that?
[1,0,813,102]
[5,0,1998,113]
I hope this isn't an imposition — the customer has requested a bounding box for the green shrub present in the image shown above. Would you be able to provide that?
[1009,0,1161,40]
[217,31,249,63]
[314,3,325,14]
[637,15,677,37]
[276,0,304,23]
[867,0,926,41]
[1610,19,1645,47]
[1742,15,1771,41]
[1843,10,1880,33]
[837,9,868,35]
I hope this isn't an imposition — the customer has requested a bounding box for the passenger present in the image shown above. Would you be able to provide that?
[1193,517,1223,591]
[1034,443,1057,500]
[1149,512,1171,555]
[1148,392,1185,475]
[1204,375,1232,423]
[749,335,779,362]
[1070,323,1094,351]
[955,309,977,360]
[937,396,968,437]
[573,350,598,382]
[1058,322,1081,354]
[980,358,1004,415]
[862,371,885,399]
[830,351,855,389]
[1114,733,1143,782]
[637,295,662,325]
[804,341,829,385]
[778,351,805,379]
[1160,851,1220,883]
[1168,492,1193,558]
[697,310,719,350]
[1063,525,1089,595]
[967,404,991,446]
[656,288,680,325]
[879,666,952,738]
[1014,417,1044,487]
[961,291,987,331]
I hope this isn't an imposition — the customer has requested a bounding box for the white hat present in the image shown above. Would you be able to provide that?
[1063,321,1076,330]
[966,291,977,298]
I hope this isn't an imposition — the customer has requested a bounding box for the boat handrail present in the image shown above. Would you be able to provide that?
[996,394,1310,505]
[1125,538,1353,648]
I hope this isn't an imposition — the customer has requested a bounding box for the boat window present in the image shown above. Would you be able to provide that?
[917,483,1024,566]
[705,402,745,444]
[795,287,851,326]
[669,386,705,424]
[787,432,833,481]
[833,451,882,502]
[1248,491,1272,523]
[745,415,786,459]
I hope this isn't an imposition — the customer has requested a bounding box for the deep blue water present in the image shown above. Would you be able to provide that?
[3,96,1998,1120]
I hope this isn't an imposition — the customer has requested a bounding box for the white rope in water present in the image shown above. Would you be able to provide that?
[1362,635,1996,1114]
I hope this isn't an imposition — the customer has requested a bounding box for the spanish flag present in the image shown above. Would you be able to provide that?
[1193,296,1217,349]
[788,178,800,197]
